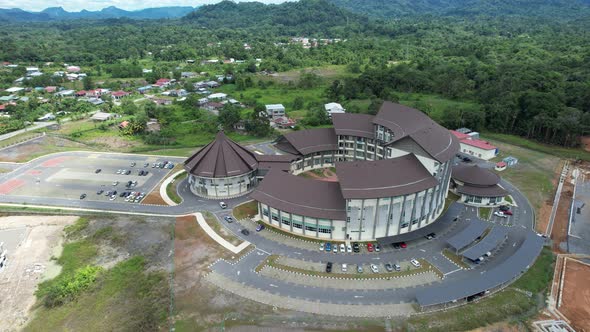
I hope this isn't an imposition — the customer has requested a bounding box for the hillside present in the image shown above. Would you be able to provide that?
[0,6,196,21]
[328,0,590,19]
[183,0,369,36]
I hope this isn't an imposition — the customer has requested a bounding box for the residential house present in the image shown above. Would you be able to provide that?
[111,90,130,100]
[273,116,296,129]
[44,86,57,93]
[208,92,227,100]
[155,78,171,88]
[206,81,220,88]
[264,104,285,119]
[5,87,24,94]
[90,112,115,121]
[169,89,188,97]
[324,102,345,117]
[152,98,173,106]
[67,66,81,73]
[198,97,209,105]
[37,113,55,121]
[142,69,153,74]
[181,72,197,78]
[56,90,75,97]
[76,90,87,97]
[118,121,130,129]
[137,85,152,94]
[233,120,247,132]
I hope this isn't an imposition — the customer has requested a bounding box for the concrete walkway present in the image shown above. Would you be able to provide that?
[194,212,250,254]
[159,170,185,206]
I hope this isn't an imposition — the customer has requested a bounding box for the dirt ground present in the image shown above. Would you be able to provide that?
[143,190,168,205]
[298,168,338,182]
[580,136,590,152]
[0,135,88,163]
[0,215,78,331]
[535,160,565,235]
[559,258,590,332]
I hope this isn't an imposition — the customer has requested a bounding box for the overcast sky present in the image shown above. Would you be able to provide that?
[0,0,290,12]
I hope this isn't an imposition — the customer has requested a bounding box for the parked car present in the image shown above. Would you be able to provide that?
[326,262,333,273]
[393,263,401,271]
[503,210,513,215]
[332,244,338,253]
[144,163,149,168]
[119,192,126,197]
[96,190,104,195]
[392,243,401,249]
[494,211,508,218]
[367,243,374,252]
[219,202,227,209]
[410,259,421,268]
[374,243,381,252]
[341,263,348,272]
[346,243,352,253]
[325,242,332,252]
[370,264,379,273]
[79,193,87,199]
[357,265,363,273]
[400,242,408,248]
[130,162,136,167]
[385,263,394,272]
[462,157,472,162]
[109,194,116,201]
[319,243,324,251]
[241,229,250,236]
[224,216,234,223]
[339,243,346,253]
[125,170,131,175]
[256,224,265,232]
[112,181,119,186]
[95,168,101,174]
[116,169,123,174]
[352,242,360,253]
[425,233,436,240]
[499,205,510,211]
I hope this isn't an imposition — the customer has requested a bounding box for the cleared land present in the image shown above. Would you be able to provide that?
[23,215,173,332]
[559,258,590,332]
[0,215,78,331]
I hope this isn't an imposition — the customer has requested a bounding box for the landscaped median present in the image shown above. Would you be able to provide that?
[442,248,471,269]
[193,212,250,254]
[255,255,442,280]
[159,168,186,205]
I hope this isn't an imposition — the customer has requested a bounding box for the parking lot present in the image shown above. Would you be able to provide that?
[0,152,184,204]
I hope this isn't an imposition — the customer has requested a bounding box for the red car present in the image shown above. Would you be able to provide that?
[367,243,374,252]
[503,210,513,215]
[400,242,408,248]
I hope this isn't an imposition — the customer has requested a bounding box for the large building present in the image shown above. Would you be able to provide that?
[451,164,508,206]
[185,101,461,241]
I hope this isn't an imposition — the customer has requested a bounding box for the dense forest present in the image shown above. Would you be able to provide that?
[1,0,589,147]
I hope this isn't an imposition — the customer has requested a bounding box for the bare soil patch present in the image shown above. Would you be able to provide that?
[0,215,78,331]
[0,135,88,163]
[560,259,590,331]
[580,136,590,152]
[143,190,168,205]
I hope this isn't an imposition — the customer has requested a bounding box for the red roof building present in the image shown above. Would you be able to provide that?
[111,90,130,100]
[451,130,498,160]
[155,78,171,87]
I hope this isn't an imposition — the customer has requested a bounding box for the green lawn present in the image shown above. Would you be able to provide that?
[166,172,187,204]
[479,207,492,220]
[233,200,258,220]
[484,132,590,161]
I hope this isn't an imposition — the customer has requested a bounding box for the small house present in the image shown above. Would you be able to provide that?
[265,104,285,119]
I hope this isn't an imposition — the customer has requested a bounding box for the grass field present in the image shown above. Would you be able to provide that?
[166,172,187,204]
[479,207,492,220]
[486,136,560,213]
[233,200,258,220]
[485,132,590,161]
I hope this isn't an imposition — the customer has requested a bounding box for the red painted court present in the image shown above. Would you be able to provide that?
[41,156,70,167]
[0,179,25,195]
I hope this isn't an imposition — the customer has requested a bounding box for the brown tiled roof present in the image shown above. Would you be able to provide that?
[255,154,298,173]
[250,170,347,220]
[278,128,338,155]
[452,165,500,187]
[332,113,375,139]
[184,131,258,178]
[457,184,508,197]
[336,154,438,199]
[374,101,459,162]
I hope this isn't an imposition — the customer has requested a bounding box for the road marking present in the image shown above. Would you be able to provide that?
[444,268,461,276]
[293,252,302,255]
[269,283,278,288]
[353,295,364,298]
[257,248,271,255]
[419,249,426,252]
[372,257,380,260]
[237,270,240,276]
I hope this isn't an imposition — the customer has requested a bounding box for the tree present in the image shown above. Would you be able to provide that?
[218,105,241,130]
[292,96,304,110]
[82,76,93,90]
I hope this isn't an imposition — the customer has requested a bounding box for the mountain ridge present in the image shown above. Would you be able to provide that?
[0,5,197,21]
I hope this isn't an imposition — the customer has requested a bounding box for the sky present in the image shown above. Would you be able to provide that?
[0,0,289,12]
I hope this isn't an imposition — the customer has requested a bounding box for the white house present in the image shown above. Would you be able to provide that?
[37,113,55,121]
[324,102,345,117]
[265,104,285,119]
[208,93,227,100]
[451,131,498,160]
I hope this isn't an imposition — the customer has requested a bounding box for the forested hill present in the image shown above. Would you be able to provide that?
[327,0,590,19]
[183,0,369,36]
[0,6,196,21]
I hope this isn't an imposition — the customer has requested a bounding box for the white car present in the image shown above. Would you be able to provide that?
[410,259,421,268]
[339,243,346,253]
[319,243,324,251]
[341,263,348,272]
[346,244,352,253]
[112,181,119,186]
[109,194,116,201]
[333,245,338,253]
[219,202,227,209]
[370,263,379,273]
[494,211,508,218]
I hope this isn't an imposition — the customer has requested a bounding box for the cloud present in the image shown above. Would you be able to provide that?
[0,0,290,12]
